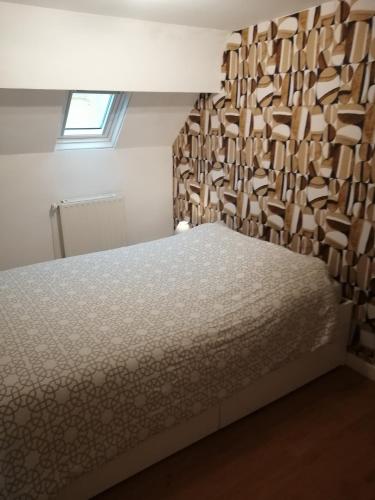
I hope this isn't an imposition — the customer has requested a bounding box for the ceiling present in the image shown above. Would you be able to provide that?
[2,0,321,30]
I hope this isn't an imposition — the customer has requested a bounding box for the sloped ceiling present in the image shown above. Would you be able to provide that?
[118,93,196,149]
[0,90,66,155]
[0,90,196,155]
[2,0,321,30]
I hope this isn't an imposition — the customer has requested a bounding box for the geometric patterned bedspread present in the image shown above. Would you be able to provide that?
[0,222,340,498]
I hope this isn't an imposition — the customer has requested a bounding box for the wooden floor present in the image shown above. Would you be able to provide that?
[96,367,375,500]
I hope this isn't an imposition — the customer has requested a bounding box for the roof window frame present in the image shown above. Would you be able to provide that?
[56,90,129,151]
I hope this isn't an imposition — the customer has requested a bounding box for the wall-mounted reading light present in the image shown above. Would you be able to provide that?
[175,220,192,234]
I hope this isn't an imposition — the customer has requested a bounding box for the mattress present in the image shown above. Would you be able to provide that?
[0,222,340,499]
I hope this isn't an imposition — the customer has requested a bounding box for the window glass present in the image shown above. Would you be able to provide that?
[64,92,114,136]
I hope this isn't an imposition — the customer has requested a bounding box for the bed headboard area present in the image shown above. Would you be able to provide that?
[172,0,375,331]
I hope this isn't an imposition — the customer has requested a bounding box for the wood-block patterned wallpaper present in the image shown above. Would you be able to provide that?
[173,0,375,336]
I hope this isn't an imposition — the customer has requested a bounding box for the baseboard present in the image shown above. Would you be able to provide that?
[345,353,375,382]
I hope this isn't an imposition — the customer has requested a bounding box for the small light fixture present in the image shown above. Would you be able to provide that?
[175,220,192,234]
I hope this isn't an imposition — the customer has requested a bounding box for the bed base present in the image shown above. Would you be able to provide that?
[58,300,352,500]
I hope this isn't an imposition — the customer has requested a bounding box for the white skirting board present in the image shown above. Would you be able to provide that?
[345,353,375,382]
[58,300,352,500]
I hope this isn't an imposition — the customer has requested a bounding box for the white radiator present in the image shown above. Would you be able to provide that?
[54,194,126,257]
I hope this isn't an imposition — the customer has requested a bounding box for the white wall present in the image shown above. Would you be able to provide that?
[0,90,196,270]
[0,1,227,93]
[0,147,173,270]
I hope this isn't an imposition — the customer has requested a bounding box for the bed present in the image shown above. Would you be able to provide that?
[0,222,351,499]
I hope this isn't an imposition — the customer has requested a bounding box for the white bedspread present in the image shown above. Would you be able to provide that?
[0,223,340,499]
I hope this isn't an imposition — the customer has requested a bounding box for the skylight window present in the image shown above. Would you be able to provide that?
[56,91,129,150]
[64,93,114,136]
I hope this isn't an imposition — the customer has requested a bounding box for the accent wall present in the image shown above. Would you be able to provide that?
[173,0,375,340]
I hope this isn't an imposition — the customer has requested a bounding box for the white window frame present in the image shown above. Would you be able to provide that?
[56,91,130,151]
